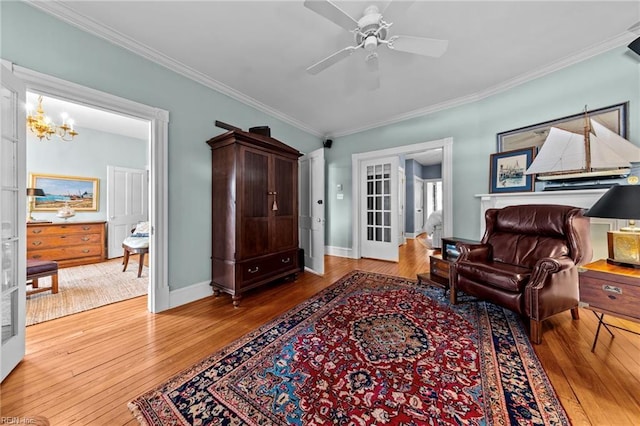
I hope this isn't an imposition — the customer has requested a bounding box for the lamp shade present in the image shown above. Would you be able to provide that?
[584,185,640,219]
[26,188,45,197]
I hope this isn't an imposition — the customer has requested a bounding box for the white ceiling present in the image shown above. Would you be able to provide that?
[28,1,640,138]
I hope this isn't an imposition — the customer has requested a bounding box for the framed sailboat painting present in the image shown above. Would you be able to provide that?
[489,147,536,193]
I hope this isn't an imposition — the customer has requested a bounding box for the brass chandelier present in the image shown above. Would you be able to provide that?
[26,96,78,141]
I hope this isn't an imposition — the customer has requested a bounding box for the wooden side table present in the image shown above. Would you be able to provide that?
[578,259,640,351]
[416,237,480,293]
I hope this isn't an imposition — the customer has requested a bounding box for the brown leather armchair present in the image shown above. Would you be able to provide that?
[450,204,592,344]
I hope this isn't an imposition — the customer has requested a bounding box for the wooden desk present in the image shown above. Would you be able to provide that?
[578,259,640,351]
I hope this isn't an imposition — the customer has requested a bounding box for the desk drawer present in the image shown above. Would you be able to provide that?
[28,233,102,249]
[430,256,450,280]
[580,272,640,321]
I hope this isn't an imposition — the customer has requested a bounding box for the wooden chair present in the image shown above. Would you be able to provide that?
[27,259,59,296]
[122,222,149,278]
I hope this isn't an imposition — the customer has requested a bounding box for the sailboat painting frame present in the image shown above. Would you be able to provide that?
[489,147,536,193]
[497,103,627,153]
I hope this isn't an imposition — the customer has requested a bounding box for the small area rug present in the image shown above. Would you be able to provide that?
[129,271,568,425]
[27,260,148,326]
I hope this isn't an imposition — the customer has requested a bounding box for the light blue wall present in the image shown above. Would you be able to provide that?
[2,2,321,290]
[26,126,147,222]
[326,46,640,246]
[4,2,640,290]
[422,164,441,180]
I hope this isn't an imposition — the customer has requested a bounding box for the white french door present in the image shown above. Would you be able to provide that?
[107,166,148,258]
[1,66,26,381]
[299,148,325,275]
[414,177,424,235]
[360,157,399,262]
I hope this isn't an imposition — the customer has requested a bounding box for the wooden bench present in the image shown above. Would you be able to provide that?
[27,259,59,296]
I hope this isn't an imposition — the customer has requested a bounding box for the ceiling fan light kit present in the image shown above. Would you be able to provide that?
[304,0,448,77]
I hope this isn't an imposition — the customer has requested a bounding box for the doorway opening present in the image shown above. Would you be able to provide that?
[351,137,452,262]
[25,92,151,325]
[13,63,169,314]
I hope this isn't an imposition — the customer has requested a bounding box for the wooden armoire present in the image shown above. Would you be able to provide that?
[207,129,301,306]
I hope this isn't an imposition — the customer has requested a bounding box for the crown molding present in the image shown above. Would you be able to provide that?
[330,32,634,138]
[24,0,323,137]
[25,1,634,140]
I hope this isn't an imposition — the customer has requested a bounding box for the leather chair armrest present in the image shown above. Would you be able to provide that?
[457,243,491,262]
[525,256,579,321]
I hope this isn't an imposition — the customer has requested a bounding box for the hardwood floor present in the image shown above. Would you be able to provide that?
[2,239,639,425]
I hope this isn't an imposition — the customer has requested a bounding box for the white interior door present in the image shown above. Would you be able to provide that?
[414,178,424,234]
[398,168,405,245]
[107,166,148,258]
[360,157,399,262]
[299,148,325,275]
[1,65,26,381]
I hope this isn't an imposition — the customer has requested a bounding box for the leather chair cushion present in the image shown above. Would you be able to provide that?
[487,232,569,269]
[456,260,532,292]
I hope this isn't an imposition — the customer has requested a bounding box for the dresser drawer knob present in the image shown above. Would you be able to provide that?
[32,229,42,234]
[81,237,90,241]
[82,249,90,253]
[32,241,42,246]
[82,226,91,230]
[248,267,259,274]
[32,255,41,259]
[281,257,290,263]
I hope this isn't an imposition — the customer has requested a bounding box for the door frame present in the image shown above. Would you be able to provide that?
[9,63,170,313]
[351,137,453,259]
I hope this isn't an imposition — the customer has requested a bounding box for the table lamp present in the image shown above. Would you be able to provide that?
[26,188,45,222]
[584,184,640,268]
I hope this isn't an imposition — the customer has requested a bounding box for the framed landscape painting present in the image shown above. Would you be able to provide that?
[489,147,536,193]
[30,173,99,211]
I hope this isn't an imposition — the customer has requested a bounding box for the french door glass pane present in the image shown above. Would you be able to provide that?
[0,84,19,345]
[365,161,392,242]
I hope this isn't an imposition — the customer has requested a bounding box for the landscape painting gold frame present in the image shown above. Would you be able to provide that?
[497,103,628,153]
[30,173,99,211]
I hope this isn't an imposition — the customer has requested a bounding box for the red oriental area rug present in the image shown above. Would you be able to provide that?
[129,271,569,425]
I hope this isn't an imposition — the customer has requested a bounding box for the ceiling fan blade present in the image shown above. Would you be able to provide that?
[388,35,448,57]
[382,0,416,23]
[306,46,357,75]
[304,0,358,31]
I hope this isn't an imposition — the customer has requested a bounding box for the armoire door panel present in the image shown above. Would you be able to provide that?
[272,217,297,249]
[241,148,269,218]
[273,157,295,217]
[240,218,269,259]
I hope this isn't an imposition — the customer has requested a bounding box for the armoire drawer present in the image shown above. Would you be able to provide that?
[239,249,299,287]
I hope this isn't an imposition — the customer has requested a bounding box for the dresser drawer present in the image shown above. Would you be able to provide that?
[27,223,103,236]
[28,233,102,249]
[430,256,450,280]
[580,272,640,321]
[27,244,104,262]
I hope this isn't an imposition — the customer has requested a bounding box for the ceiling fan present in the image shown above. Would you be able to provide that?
[304,0,449,76]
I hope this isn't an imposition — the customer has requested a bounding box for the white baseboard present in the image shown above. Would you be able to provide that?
[325,246,354,258]
[169,279,213,309]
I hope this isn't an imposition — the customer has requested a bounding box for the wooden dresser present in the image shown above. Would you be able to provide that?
[207,129,301,306]
[27,221,106,268]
